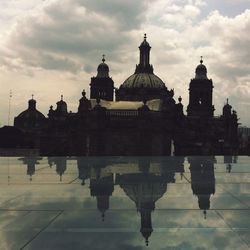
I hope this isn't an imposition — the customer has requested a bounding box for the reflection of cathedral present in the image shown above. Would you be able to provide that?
[1,34,238,156]
[116,161,176,245]
[18,156,222,245]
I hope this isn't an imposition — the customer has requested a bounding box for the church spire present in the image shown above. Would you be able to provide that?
[135,34,153,74]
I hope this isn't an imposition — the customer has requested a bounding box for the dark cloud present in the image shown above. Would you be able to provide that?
[3,0,144,73]
[39,53,79,72]
[77,0,148,30]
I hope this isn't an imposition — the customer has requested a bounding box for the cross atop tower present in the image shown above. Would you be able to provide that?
[102,54,105,63]
[200,56,203,64]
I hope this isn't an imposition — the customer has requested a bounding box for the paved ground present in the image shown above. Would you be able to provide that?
[0,156,249,250]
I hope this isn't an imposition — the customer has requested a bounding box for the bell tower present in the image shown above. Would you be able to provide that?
[90,55,114,101]
[187,57,214,117]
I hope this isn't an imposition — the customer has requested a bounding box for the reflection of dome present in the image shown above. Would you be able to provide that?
[121,73,165,89]
[121,180,167,207]
[195,57,208,79]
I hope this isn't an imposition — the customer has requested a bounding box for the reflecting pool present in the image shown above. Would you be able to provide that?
[0,156,249,249]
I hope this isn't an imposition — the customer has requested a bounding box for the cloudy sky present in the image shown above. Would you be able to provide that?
[0,0,250,126]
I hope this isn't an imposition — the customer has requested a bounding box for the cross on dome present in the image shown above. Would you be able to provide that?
[102,54,105,63]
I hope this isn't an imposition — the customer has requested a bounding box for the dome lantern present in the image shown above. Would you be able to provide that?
[136,34,153,74]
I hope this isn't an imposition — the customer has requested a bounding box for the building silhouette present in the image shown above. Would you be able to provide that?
[0,34,239,156]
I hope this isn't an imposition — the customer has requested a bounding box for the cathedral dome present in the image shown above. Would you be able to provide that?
[122,73,165,89]
[16,109,45,120]
[16,97,45,120]
[14,97,46,130]
[116,34,171,101]
[120,35,165,89]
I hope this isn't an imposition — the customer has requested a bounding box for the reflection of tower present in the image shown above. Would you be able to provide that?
[19,156,42,181]
[224,155,232,173]
[117,160,175,246]
[189,156,215,218]
[51,157,67,182]
[77,157,91,185]
[90,169,114,221]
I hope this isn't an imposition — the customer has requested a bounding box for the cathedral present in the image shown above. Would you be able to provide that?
[2,34,238,156]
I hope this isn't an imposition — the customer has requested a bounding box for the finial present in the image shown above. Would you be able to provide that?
[31,94,34,100]
[146,239,149,246]
[102,54,105,63]
[178,96,182,103]
[61,95,63,101]
[82,89,86,97]
[226,98,228,104]
[200,56,203,64]
[203,210,207,219]
[144,33,147,40]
